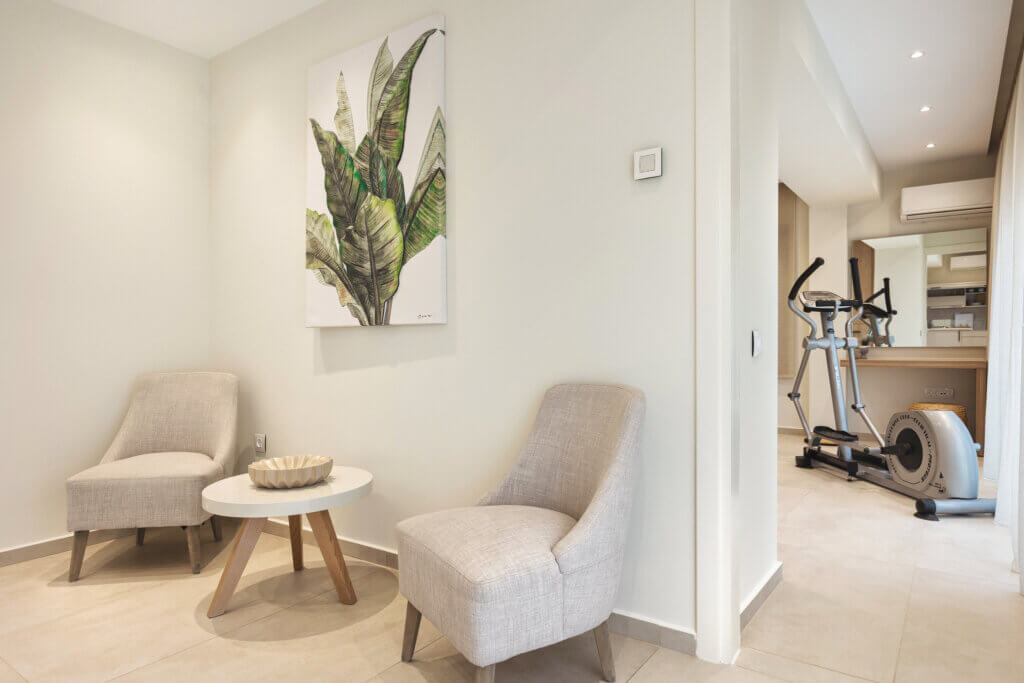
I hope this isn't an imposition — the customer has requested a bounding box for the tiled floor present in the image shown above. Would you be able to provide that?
[0,523,678,682]
[741,434,1024,683]
[0,435,1019,681]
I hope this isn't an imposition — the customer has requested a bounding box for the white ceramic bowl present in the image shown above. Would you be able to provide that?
[248,455,333,489]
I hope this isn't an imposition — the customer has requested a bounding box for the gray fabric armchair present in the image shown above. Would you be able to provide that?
[396,383,645,682]
[65,372,239,580]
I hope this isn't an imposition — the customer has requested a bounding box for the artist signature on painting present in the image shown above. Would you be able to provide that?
[417,314,433,319]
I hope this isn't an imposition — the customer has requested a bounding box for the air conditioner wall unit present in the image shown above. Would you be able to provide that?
[900,177,995,222]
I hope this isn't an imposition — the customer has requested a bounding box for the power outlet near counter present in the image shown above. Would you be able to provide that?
[923,387,954,400]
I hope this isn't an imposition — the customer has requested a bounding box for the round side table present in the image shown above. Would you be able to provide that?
[201,467,372,618]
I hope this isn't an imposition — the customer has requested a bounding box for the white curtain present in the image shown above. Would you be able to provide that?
[985,80,1024,594]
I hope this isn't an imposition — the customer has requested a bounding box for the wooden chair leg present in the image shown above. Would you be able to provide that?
[402,602,422,662]
[185,525,202,574]
[68,530,89,582]
[209,515,223,542]
[593,620,616,682]
[136,528,145,546]
[475,664,495,683]
[288,515,303,570]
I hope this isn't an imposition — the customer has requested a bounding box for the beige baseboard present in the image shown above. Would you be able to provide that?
[777,426,805,435]
[740,562,783,629]
[0,528,133,568]
[607,611,696,654]
[263,518,398,570]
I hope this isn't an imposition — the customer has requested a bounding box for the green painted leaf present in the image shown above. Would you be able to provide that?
[310,119,366,230]
[373,28,440,161]
[334,69,357,156]
[356,135,406,223]
[413,107,446,190]
[305,209,368,325]
[368,146,388,198]
[366,38,394,133]
[402,166,445,264]
[340,195,404,324]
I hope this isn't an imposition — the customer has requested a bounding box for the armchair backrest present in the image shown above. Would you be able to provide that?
[103,372,239,474]
[483,383,645,520]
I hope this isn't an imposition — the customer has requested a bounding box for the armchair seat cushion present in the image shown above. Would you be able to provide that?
[396,504,575,666]
[67,452,222,530]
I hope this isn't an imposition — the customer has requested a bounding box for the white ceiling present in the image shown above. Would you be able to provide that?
[51,0,329,58]
[805,0,1011,169]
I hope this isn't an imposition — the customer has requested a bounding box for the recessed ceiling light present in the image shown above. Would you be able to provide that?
[926,142,936,149]
[920,105,932,112]
[911,50,925,59]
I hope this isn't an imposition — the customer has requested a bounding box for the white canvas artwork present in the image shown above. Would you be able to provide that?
[305,15,446,326]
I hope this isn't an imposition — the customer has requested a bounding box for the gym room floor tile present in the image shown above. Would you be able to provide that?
[747,434,1024,682]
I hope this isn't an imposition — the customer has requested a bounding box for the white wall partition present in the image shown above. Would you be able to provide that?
[0,0,211,551]
[208,0,699,634]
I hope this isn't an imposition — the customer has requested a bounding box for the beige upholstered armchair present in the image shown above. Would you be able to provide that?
[65,372,239,580]
[396,383,645,682]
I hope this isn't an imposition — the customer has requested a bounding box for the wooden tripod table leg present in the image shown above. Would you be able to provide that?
[307,510,357,605]
[207,517,266,618]
[288,514,304,570]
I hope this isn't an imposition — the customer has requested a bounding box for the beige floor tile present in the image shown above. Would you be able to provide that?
[913,515,1017,588]
[0,531,360,682]
[117,565,440,683]
[0,658,25,683]
[779,489,923,567]
[893,568,1024,682]
[743,543,913,682]
[375,631,656,683]
[736,648,871,683]
[778,486,811,525]
[631,647,779,682]
[0,535,162,636]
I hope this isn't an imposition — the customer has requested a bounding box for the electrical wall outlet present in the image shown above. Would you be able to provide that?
[254,433,266,453]
[923,387,954,400]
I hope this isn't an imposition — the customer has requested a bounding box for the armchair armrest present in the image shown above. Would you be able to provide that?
[552,452,633,575]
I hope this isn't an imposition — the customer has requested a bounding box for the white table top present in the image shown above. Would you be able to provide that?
[202,467,373,518]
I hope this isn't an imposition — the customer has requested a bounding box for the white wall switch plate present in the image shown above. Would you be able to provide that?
[254,433,266,453]
[634,147,662,180]
[751,330,762,357]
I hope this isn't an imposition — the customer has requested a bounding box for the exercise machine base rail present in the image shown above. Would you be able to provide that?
[797,446,996,521]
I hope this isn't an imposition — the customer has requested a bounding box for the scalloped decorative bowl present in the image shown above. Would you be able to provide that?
[248,455,333,489]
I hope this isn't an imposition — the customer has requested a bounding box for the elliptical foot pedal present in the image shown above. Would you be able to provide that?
[812,426,858,443]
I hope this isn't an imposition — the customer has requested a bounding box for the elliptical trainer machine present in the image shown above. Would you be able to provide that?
[786,256,996,520]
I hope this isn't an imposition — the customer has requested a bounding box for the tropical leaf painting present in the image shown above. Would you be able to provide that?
[305,16,446,326]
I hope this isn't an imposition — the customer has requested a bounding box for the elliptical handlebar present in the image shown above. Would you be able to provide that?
[789,257,825,300]
[849,257,864,303]
[882,277,894,316]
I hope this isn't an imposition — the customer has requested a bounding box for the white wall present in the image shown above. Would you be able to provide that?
[874,244,927,347]
[0,0,211,550]
[732,0,781,613]
[208,0,697,631]
[805,206,850,430]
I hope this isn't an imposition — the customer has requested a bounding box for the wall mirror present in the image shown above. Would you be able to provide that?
[851,227,988,348]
